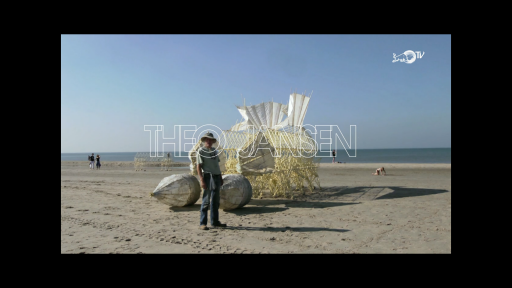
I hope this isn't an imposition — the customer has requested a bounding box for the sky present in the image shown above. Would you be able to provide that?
[61,34,451,153]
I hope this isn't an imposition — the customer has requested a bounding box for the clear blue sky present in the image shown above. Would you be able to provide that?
[61,34,451,153]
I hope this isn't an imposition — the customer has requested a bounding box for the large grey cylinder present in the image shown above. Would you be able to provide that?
[220,174,253,210]
[152,174,201,207]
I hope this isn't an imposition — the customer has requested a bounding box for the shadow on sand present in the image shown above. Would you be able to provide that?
[171,201,358,214]
[244,199,358,210]
[223,206,291,214]
[219,226,350,233]
[169,186,448,213]
[373,186,449,200]
[298,186,449,201]
[169,204,201,212]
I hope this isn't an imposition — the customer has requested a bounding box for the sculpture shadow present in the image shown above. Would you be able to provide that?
[168,186,447,213]
[221,226,350,233]
[304,185,449,201]
[246,199,359,209]
[170,205,293,215]
[374,186,449,200]
[222,206,290,215]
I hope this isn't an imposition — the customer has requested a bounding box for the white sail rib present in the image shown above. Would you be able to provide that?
[236,106,249,122]
[298,96,310,127]
[282,93,311,127]
[293,93,304,126]
[246,105,261,128]
[255,102,266,128]
[287,94,295,127]
[235,106,255,128]
[272,103,280,128]
[264,102,271,128]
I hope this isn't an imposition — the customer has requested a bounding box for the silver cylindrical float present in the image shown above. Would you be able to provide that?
[151,174,201,207]
[219,174,253,211]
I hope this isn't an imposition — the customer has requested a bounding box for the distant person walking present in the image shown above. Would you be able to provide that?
[89,153,95,169]
[332,149,336,163]
[96,154,101,170]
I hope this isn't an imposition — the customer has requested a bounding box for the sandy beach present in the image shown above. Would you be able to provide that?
[61,161,451,254]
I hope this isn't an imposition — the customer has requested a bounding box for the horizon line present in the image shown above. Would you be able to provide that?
[61,147,451,153]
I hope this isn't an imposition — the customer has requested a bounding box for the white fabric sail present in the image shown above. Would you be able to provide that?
[286,93,310,127]
[232,101,289,130]
[230,120,248,131]
[275,93,310,128]
[230,93,309,131]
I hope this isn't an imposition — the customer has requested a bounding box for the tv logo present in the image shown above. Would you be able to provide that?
[392,50,425,64]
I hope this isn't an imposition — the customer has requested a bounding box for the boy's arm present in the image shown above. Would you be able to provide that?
[218,152,223,186]
[197,164,206,189]
[196,151,206,189]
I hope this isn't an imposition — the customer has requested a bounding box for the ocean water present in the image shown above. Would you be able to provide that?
[62,148,450,164]
[315,148,451,163]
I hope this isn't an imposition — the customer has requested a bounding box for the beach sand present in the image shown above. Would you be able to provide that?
[61,161,451,254]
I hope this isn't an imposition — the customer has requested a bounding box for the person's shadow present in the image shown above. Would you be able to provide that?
[169,204,201,212]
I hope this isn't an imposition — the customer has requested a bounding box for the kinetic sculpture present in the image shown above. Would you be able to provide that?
[189,92,320,199]
[134,152,173,171]
[151,174,201,206]
[160,152,173,171]
[219,174,253,210]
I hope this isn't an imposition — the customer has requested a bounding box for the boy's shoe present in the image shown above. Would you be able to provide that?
[199,225,209,230]
[212,222,227,228]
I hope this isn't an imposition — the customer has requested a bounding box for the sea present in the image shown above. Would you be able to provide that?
[62,148,451,164]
